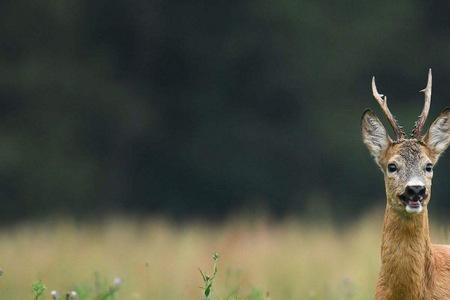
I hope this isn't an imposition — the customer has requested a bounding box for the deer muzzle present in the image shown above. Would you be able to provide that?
[399,185,426,213]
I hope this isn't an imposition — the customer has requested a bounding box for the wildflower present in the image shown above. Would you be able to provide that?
[51,290,60,300]
[113,277,123,287]
[66,291,77,300]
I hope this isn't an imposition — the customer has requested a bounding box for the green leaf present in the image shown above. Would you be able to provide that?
[32,281,46,300]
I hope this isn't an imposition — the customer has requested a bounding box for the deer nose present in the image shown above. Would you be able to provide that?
[406,185,426,198]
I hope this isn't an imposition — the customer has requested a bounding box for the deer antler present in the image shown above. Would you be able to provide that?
[411,69,432,139]
[371,77,405,140]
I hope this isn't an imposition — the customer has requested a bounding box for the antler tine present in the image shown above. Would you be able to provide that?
[412,68,432,138]
[371,76,405,139]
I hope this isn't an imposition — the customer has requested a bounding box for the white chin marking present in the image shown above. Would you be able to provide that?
[405,204,423,214]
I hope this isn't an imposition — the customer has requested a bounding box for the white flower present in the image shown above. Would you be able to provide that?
[50,290,60,300]
[113,277,123,287]
[67,291,77,300]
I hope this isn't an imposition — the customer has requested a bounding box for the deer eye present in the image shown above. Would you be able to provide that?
[387,163,397,173]
[425,163,433,172]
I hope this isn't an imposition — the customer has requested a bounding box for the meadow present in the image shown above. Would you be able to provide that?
[1,211,449,300]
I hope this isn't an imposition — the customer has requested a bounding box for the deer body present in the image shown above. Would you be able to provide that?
[361,70,450,299]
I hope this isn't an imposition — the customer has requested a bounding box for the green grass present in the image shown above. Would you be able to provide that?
[30,274,121,300]
[3,212,449,299]
[28,253,266,300]
[198,253,270,300]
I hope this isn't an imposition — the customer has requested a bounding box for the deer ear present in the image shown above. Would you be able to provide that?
[423,108,450,159]
[361,109,391,165]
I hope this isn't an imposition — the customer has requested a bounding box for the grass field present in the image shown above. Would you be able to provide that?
[1,211,449,300]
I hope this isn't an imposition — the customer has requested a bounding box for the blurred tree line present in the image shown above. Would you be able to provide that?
[1,0,450,222]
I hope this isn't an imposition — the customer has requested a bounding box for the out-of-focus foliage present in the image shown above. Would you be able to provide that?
[1,0,450,221]
[0,217,383,300]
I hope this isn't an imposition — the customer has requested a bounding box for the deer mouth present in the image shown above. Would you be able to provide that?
[399,194,425,213]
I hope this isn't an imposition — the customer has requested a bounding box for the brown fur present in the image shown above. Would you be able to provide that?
[376,204,450,299]
[373,138,450,299]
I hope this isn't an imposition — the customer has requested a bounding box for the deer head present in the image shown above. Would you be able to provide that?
[361,69,450,214]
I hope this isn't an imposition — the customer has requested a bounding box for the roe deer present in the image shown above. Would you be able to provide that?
[361,69,450,299]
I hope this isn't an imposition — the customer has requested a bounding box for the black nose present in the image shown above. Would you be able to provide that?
[406,185,426,197]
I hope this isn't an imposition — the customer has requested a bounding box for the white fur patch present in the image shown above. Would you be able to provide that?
[406,177,425,187]
[426,111,450,156]
[361,112,389,163]
[405,203,423,214]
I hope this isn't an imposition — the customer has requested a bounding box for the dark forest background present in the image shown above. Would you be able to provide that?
[1,0,450,222]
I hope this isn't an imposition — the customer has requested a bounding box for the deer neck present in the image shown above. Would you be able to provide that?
[378,200,435,299]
